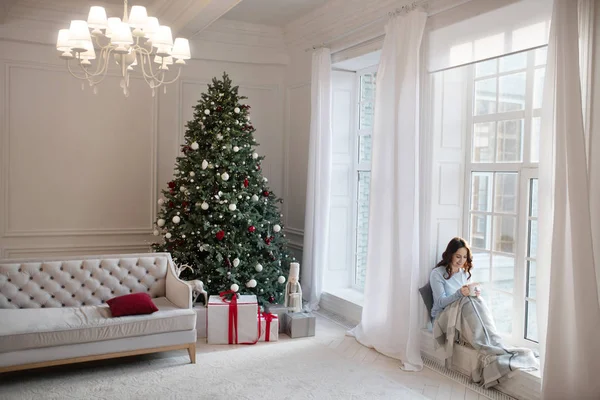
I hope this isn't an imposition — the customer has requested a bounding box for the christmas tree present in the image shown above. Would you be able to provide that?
[152,73,293,306]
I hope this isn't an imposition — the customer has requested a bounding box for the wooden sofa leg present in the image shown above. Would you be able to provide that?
[188,343,196,364]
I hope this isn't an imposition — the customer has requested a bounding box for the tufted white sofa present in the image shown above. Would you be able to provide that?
[0,253,197,373]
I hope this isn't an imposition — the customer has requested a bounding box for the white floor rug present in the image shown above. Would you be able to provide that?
[0,339,426,400]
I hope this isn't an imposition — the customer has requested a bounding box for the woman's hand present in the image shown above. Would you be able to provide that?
[460,285,470,296]
[475,287,481,297]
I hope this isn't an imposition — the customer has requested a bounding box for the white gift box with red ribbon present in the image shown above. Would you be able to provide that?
[258,312,279,342]
[207,293,260,345]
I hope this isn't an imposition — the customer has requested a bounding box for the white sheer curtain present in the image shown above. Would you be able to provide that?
[537,0,600,398]
[348,9,427,372]
[301,48,332,311]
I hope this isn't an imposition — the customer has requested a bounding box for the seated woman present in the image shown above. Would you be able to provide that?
[430,237,480,320]
[430,237,538,389]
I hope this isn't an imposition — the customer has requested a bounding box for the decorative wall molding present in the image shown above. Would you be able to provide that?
[3,243,151,259]
[1,62,158,237]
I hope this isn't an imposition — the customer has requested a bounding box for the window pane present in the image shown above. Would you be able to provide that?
[474,78,497,115]
[476,58,497,78]
[526,300,538,342]
[528,219,538,258]
[471,214,491,250]
[533,68,545,109]
[494,173,518,213]
[499,52,527,73]
[530,179,538,218]
[355,171,371,290]
[497,119,524,162]
[473,122,496,162]
[359,102,374,130]
[471,251,490,284]
[531,117,541,163]
[493,215,516,253]
[492,254,515,292]
[527,260,536,298]
[471,172,493,212]
[487,290,513,335]
[535,47,547,66]
[359,135,372,163]
[499,72,526,112]
[360,73,376,103]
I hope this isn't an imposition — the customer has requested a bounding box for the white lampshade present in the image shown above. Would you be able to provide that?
[87,6,107,30]
[111,21,133,53]
[79,41,96,65]
[56,29,71,51]
[104,17,121,38]
[154,55,173,70]
[68,20,92,53]
[152,26,173,48]
[172,38,191,60]
[144,17,159,40]
[128,6,148,28]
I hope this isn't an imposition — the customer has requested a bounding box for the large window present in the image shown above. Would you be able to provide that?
[354,67,376,291]
[466,48,544,346]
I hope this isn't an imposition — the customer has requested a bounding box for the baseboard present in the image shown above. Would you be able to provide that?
[319,291,362,325]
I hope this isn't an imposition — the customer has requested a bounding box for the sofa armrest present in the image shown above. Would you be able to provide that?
[165,259,192,309]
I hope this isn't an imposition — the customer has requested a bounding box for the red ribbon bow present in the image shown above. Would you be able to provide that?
[261,312,278,342]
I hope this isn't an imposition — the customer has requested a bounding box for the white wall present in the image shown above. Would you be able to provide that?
[0,18,288,259]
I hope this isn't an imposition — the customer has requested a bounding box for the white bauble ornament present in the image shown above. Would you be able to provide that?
[228,204,237,211]
[273,224,281,233]
[255,263,263,272]
[233,146,239,152]
[227,127,230,131]
[190,179,194,183]
[238,195,242,199]
[230,283,239,292]
[157,218,165,227]
[221,172,230,181]
[180,186,186,192]
[278,276,286,284]
[217,133,223,140]
[201,202,209,210]
[204,109,210,115]
[158,198,165,206]
[233,258,240,267]
[153,229,159,236]
[189,171,195,177]
[191,142,199,150]
[218,191,223,196]
[234,107,240,114]
[211,102,214,105]
[252,153,258,159]
[182,234,186,238]
[165,232,172,239]
[263,177,268,182]
[172,216,181,224]
[201,160,208,170]
[246,279,257,288]
[251,195,259,201]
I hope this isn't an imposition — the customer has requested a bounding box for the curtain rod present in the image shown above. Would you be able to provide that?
[304,0,429,52]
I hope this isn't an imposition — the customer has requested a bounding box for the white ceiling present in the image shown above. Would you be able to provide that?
[222,0,329,26]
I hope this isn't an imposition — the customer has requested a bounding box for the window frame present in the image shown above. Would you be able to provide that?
[351,65,377,291]
[462,48,542,349]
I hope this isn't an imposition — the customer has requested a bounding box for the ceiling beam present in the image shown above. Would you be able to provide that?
[150,0,243,38]
[0,0,19,24]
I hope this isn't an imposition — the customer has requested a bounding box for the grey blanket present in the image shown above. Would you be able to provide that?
[433,296,539,389]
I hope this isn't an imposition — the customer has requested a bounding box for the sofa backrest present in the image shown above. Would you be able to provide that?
[0,253,174,309]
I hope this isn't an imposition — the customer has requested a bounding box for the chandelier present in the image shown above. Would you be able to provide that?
[55,0,191,97]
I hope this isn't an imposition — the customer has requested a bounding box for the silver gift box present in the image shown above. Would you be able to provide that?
[264,303,289,333]
[284,312,316,338]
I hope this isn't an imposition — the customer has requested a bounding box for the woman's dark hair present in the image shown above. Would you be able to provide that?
[435,237,473,280]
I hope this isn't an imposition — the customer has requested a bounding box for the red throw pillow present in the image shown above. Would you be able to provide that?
[107,293,159,317]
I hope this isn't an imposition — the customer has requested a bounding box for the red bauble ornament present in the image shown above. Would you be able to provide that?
[182,201,189,208]
[268,295,275,303]
[264,235,274,245]
[168,181,176,189]
[243,178,249,188]
[168,201,174,208]
[248,226,256,233]
[263,190,269,197]
[256,164,261,170]
[216,106,223,112]
[225,258,231,267]
[216,230,225,240]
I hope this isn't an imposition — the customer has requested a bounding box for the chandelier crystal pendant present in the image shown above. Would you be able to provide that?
[56,0,191,97]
